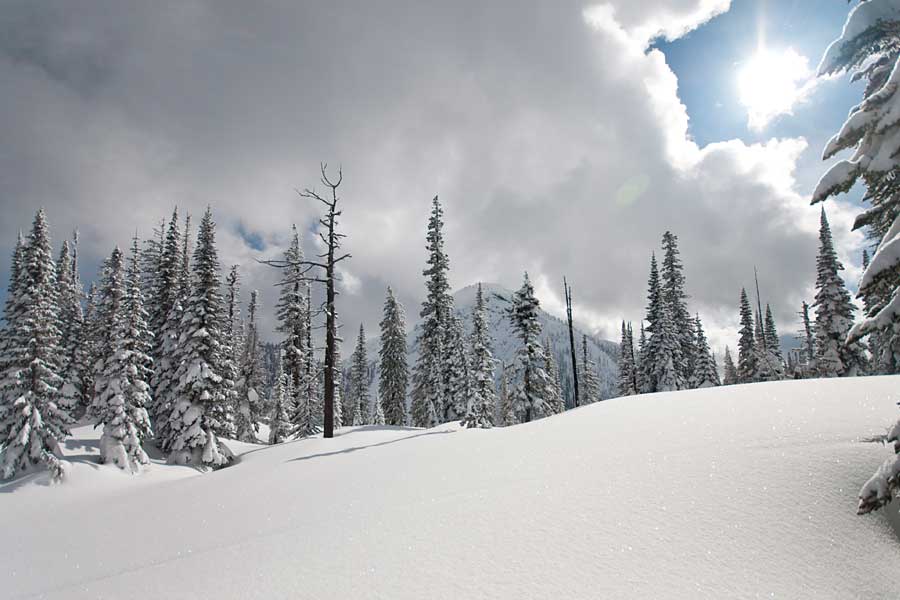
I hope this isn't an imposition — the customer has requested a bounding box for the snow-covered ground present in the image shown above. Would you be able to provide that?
[2,376,899,599]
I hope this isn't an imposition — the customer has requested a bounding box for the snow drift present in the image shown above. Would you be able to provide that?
[1,376,899,599]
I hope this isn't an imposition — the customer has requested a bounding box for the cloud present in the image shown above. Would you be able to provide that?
[0,0,860,357]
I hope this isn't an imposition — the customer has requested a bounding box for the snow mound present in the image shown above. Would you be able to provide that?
[2,377,900,598]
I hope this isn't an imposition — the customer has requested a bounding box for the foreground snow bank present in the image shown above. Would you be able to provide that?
[2,377,899,599]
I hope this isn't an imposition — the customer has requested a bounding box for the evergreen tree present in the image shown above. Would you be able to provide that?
[234,290,264,442]
[212,265,242,438]
[268,353,292,445]
[636,322,648,394]
[166,208,232,467]
[498,364,516,427]
[276,226,309,415]
[643,252,684,392]
[579,334,601,404]
[462,283,496,428]
[762,304,786,380]
[737,288,758,383]
[349,324,370,426]
[0,209,71,480]
[689,315,720,388]
[150,213,190,449]
[93,238,154,472]
[617,321,638,396]
[660,231,694,383]
[80,282,101,415]
[799,301,816,377]
[291,289,320,438]
[508,273,554,423]
[722,346,738,385]
[813,208,867,377]
[444,314,471,422]
[378,287,408,426]
[91,247,127,417]
[55,239,86,413]
[543,338,565,415]
[812,3,900,514]
[411,196,452,428]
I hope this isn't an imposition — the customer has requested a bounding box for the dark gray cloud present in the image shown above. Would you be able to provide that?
[0,0,861,353]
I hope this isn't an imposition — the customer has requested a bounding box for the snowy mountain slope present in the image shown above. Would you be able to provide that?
[362,283,619,404]
[2,376,900,599]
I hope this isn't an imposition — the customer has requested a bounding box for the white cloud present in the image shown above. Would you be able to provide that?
[0,0,860,355]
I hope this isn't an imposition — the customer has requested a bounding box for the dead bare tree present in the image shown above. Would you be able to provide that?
[262,163,350,438]
[564,277,579,408]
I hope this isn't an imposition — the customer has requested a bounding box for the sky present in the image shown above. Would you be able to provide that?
[0,0,870,355]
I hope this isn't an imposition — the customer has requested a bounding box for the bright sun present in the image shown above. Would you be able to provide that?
[737,47,813,130]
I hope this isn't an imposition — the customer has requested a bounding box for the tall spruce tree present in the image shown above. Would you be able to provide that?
[0,209,71,480]
[660,231,694,383]
[268,352,292,445]
[543,338,565,415]
[151,212,190,449]
[811,2,900,515]
[92,247,127,417]
[617,321,638,396]
[579,334,601,404]
[813,208,867,377]
[689,315,720,388]
[737,288,758,383]
[722,346,738,385]
[276,226,309,419]
[349,324,370,426]
[234,290,264,442]
[411,196,452,428]
[93,238,154,472]
[379,287,408,426]
[55,240,86,413]
[644,253,684,392]
[508,273,554,423]
[444,314,471,422]
[762,304,786,380]
[462,283,496,429]
[166,208,232,467]
[292,289,321,438]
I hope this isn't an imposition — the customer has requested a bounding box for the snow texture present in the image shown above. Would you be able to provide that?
[1,376,899,598]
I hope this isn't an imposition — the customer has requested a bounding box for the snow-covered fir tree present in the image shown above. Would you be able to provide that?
[444,313,471,422]
[55,239,86,413]
[722,346,738,385]
[92,238,154,473]
[660,231,694,383]
[234,290,264,443]
[498,364,516,427]
[643,253,684,392]
[762,304,786,380]
[292,289,321,438]
[813,208,867,377]
[91,247,127,417]
[811,1,900,514]
[220,265,243,436]
[165,208,232,467]
[543,338,565,415]
[0,209,71,481]
[508,273,554,423]
[689,315,720,388]
[462,283,495,428]
[411,196,452,428]
[737,288,758,383]
[276,226,309,423]
[349,324,370,426]
[378,287,408,426]
[268,352,292,445]
[617,321,638,396]
[579,334,601,404]
[636,322,648,394]
[150,212,191,449]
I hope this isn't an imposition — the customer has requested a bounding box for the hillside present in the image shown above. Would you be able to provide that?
[2,376,900,598]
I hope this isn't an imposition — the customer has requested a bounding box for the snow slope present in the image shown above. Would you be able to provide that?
[2,376,900,599]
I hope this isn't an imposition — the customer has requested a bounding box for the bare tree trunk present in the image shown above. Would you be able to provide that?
[564,277,579,408]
